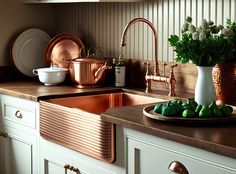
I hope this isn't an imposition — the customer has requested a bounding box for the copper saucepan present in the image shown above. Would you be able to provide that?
[69,58,112,88]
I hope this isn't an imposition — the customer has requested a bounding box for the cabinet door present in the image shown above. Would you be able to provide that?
[127,137,236,174]
[44,158,72,174]
[71,157,115,174]
[0,134,6,174]
[0,126,37,174]
[41,139,73,174]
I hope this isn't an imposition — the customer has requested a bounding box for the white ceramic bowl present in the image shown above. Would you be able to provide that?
[33,67,68,86]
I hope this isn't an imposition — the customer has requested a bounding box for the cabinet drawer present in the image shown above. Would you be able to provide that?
[126,129,236,174]
[1,95,37,129]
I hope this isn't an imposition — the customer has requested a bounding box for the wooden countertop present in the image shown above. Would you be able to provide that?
[0,81,122,101]
[102,105,236,159]
[1,81,235,160]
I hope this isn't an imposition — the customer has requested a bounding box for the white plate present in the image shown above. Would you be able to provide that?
[11,28,51,77]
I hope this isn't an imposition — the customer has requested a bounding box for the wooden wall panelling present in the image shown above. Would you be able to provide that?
[56,0,235,62]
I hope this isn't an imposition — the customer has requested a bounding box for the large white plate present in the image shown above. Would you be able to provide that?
[11,28,51,77]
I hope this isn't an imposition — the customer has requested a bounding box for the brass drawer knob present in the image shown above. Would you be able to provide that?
[15,110,23,118]
[168,161,189,174]
[0,132,8,138]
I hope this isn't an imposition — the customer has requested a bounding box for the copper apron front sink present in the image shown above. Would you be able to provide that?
[40,92,165,163]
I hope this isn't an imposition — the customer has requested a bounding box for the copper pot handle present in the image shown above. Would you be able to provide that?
[78,46,87,58]
[168,161,189,174]
[87,47,103,58]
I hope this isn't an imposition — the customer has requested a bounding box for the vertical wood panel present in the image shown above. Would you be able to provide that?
[168,0,174,61]
[57,0,236,63]
[210,0,217,22]
[232,0,236,21]
[158,0,163,61]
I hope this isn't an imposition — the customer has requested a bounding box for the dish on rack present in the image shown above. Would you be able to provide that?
[44,33,85,69]
[10,28,51,77]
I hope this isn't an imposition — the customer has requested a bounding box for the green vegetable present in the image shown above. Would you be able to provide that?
[220,105,233,116]
[188,99,198,109]
[209,101,217,112]
[195,104,202,114]
[182,100,197,110]
[161,101,182,116]
[182,109,195,118]
[171,99,182,106]
[181,102,192,110]
[199,105,212,117]
[153,104,163,114]
[213,107,222,117]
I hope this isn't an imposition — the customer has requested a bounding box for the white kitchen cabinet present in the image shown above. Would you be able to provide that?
[40,125,126,174]
[0,94,39,174]
[125,128,236,174]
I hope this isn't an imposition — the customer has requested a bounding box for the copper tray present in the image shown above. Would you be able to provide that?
[143,105,236,124]
[44,33,85,68]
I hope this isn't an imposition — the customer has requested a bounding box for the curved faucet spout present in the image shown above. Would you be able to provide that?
[120,18,159,76]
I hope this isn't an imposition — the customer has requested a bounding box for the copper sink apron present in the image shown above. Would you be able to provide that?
[39,92,165,163]
[40,99,116,163]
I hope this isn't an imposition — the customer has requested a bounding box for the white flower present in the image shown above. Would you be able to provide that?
[208,20,214,26]
[211,26,220,34]
[218,25,224,30]
[201,19,209,30]
[182,23,189,32]
[188,24,196,33]
[186,16,192,23]
[199,32,206,41]
[222,28,233,37]
[192,32,199,40]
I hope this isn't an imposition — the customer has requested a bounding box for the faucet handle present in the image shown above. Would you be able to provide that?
[170,64,178,72]
[163,62,167,76]
[144,62,150,76]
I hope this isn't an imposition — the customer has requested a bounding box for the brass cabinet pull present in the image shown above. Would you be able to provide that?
[64,164,70,169]
[73,167,80,173]
[0,132,8,138]
[15,110,23,119]
[168,161,189,174]
[64,164,80,174]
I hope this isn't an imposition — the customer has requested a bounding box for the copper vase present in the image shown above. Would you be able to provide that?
[212,63,236,105]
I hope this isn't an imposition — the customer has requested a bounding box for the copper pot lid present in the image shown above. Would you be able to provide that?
[44,33,86,69]
[70,58,106,64]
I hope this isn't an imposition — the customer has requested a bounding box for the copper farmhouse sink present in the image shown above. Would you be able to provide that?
[40,92,166,163]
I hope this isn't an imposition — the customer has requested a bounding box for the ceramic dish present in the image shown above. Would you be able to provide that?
[33,66,68,86]
[143,104,236,124]
[11,28,51,77]
[44,33,85,69]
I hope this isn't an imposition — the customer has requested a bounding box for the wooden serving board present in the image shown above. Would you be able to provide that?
[143,105,236,124]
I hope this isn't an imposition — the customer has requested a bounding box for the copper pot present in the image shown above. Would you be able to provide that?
[69,58,112,88]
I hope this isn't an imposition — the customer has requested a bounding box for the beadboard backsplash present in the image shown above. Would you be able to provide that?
[57,0,236,62]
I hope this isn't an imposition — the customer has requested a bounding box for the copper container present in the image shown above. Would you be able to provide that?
[212,63,236,105]
[69,58,112,88]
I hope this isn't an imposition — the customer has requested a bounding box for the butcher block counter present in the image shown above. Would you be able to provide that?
[0,81,122,101]
[0,80,235,160]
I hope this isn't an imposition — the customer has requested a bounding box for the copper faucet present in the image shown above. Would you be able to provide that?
[120,18,177,96]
